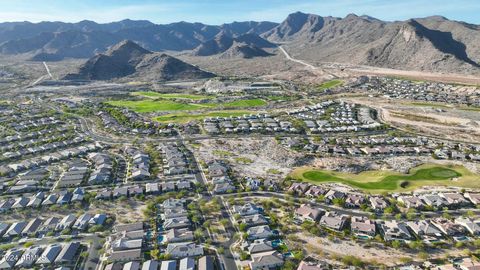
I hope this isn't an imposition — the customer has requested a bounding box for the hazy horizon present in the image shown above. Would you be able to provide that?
[0,0,479,25]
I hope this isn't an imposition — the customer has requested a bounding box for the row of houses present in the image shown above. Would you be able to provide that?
[0,212,107,239]
[295,204,480,243]
[289,183,388,211]
[0,132,72,155]
[203,114,297,134]
[290,182,480,212]
[396,192,480,210]
[95,179,194,200]
[88,152,114,185]
[105,256,215,270]
[367,77,479,107]
[161,199,204,259]
[0,142,103,178]
[160,143,189,176]
[0,242,82,269]
[2,167,51,194]
[233,202,284,270]
[124,147,151,181]
[207,161,236,194]
[1,136,86,162]
[57,159,89,188]
[7,116,63,132]
[0,188,85,212]
[106,222,145,263]
[300,102,382,133]
[306,135,480,163]
[287,100,335,120]
[98,110,175,137]
[0,126,69,146]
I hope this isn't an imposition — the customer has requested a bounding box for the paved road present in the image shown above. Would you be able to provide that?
[279,46,339,79]
[188,140,238,270]
[221,191,480,220]
[43,62,53,79]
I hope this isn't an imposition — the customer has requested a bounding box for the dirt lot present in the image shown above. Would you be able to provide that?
[296,232,464,266]
[345,96,480,142]
[193,137,303,179]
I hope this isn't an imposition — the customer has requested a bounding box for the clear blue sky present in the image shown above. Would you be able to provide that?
[1,0,479,24]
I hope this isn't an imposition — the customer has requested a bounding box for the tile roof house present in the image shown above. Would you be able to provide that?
[398,196,425,209]
[15,246,42,268]
[305,186,327,197]
[12,196,29,209]
[419,194,447,208]
[5,221,27,237]
[56,214,77,231]
[114,222,144,233]
[345,194,365,208]
[55,242,80,263]
[112,238,143,251]
[162,198,184,209]
[166,242,204,259]
[440,193,470,207]
[42,193,59,205]
[431,218,467,236]
[406,220,443,240]
[369,197,389,211]
[36,244,62,265]
[164,228,194,243]
[123,261,141,270]
[179,257,195,270]
[324,190,345,204]
[379,220,413,242]
[319,212,347,231]
[0,249,23,269]
[72,213,92,231]
[288,183,310,194]
[247,225,274,240]
[198,256,215,270]
[249,250,284,270]
[246,239,274,254]
[464,193,480,205]
[241,214,269,228]
[163,217,191,230]
[233,203,261,216]
[160,260,177,270]
[108,249,142,262]
[296,261,327,270]
[294,204,322,222]
[350,216,376,237]
[142,260,159,270]
[22,217,42,236]
[455,218,480,235]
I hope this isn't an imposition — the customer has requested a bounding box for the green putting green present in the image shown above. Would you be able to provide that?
[291,164,469,192]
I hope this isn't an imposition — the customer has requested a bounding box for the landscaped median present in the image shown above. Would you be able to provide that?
[289,164,480,193]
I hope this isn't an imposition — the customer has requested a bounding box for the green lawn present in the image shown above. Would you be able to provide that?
[291,164,476,193]
[106,100,207,113]
[317,79,343,90]
[153,110,252,123]
[132,91,213,100]
[106,98,267,113]
[222,99,267,108]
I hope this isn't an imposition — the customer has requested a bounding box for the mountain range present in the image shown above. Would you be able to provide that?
[1,12,480,74]
[63,40,215,81]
